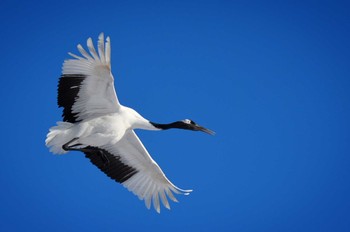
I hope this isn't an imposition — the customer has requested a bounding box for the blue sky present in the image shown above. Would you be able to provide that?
[0,0,349,231]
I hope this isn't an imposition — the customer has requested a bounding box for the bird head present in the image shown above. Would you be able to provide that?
[178,119,215,135]
[150,119,215,135]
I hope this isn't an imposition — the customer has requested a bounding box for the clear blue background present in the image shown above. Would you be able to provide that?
[0,0,349,231]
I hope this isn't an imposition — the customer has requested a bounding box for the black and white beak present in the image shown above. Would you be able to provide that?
[192,123,215,135]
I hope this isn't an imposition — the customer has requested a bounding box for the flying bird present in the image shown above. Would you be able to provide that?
[45,33,214,213]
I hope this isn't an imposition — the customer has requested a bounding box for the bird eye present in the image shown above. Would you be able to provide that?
[190,120,196,125]
[182,119,192,124]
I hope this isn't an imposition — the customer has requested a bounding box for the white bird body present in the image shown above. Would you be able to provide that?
[47,107,157,154]
[45,33,214,213]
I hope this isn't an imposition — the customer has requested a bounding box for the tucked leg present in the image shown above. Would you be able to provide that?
[62,138,80,151]
[62,139,110,167]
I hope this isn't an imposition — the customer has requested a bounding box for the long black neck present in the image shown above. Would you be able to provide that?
[150,121,187,130]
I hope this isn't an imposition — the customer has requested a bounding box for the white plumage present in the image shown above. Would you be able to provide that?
[46,33,213,213]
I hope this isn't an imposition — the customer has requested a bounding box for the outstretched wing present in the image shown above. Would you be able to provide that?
[84,130,192,213]
[58,33,120,123]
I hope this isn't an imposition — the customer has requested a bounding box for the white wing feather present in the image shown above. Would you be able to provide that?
[102,130,192,213]
[62,33,120,121]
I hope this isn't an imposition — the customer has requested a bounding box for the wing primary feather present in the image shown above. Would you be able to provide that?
[153,192,160,213]
[105,36,111,66]
[159,189,170,210]
[98,33,106,63]
[133,175,148,200]
[87,37,99,61]
[145,194,152,210]
[77,44,93,60]
[68,52,83,60]
[147,183,157,208]
[167,180,193,195]
[140,179,153,199]
[166,188,178,203]
[132,175,146,195]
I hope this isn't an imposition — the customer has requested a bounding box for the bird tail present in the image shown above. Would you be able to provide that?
[45,121,74,154]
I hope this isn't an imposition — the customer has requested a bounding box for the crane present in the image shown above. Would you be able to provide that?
[45,33,214,213]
